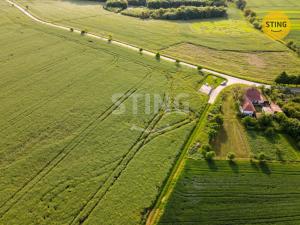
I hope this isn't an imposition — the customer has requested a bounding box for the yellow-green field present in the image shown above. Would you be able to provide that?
[0,2,208,224]
[246,0,300,45]
[13,0,300,83]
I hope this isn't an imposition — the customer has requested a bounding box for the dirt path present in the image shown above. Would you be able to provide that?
[5,0,268,104]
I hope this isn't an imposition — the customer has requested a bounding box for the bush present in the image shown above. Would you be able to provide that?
[197,65,202,71]
[264,127,275,137]
[70,28,74,32]
[81,30,87,35]
[242,116,258,129]
[106,0,128,9]
[139,48,143,53]
[257,114,273,129]
[227,152,235,161]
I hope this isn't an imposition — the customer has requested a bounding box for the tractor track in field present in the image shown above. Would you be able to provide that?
[0,87,136,217]
[0,55,119,134]
[0,50,92,98]
[69,104,166,225]
[0,71,151,218]
[0,47,75,90]
[145,118,195,144]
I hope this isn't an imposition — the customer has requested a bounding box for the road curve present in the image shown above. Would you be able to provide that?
[5,0,267,103]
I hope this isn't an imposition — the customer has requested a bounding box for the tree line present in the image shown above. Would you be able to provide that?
[106,0,128,9]
[146,0,226,9]
[122,6,226,20]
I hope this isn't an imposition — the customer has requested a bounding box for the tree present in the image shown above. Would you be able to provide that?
[236,0,246,10]
[81,30,87,35]
[227,152,235,161]
[253,22,261,30]
[258,152,266,162]
[108,35,113,42]
[156,52,160,60]
[197,65,202,71]
[213,114,224,125]
[244,9,252,17]
[275,72,289,84]
[70,28,74,32]
[200,144,211,158]
[205,151,216,161]
[208,128,218,142]
[139,48,143,53]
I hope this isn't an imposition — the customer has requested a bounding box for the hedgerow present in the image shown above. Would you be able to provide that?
[121,6,226,20]
[147,0,226,9]
[106,0,128,9]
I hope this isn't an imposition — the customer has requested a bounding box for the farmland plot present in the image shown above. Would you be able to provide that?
[160,159,300,225]
[0,3,207,225]
[13,0,300,83]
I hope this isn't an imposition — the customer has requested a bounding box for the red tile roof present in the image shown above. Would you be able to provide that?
[242,97,256,112]
[245,88,264,102]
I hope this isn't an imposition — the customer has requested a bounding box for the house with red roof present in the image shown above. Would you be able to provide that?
[245,87,267,105]
[240,97,256,116]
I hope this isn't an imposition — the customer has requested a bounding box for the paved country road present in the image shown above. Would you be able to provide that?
[5,0,268,103]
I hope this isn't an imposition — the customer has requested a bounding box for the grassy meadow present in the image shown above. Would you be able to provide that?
[159,159,300,225]
[13,0,300,83]
[0,2,208,225]
[246,0,300,45]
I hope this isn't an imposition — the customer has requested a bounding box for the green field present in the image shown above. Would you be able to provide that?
[0,3,208,224]
[213,91,251,158]
[13,0,300,83]
[159,159,300,225]
[246,0,300,45]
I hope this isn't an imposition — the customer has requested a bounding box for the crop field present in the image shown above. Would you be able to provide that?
[13,0,300,83]
[0,3,208,225]
[246,0,300,45]
[159,159,300,225]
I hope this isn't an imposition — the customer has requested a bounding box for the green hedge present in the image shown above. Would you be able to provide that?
[146,0,226,9]
[122,6,226,20]
[106,0,128,9]
[128,0,146,6]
